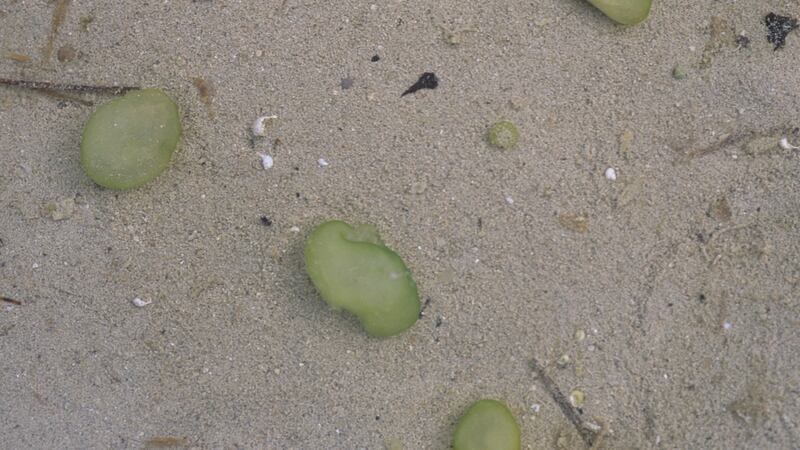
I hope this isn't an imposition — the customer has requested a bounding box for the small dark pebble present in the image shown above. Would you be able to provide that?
[56,44,77,63]
[371,55,380,62]
[401,72,438,97]
[340,77,354,90]
[260,216,272,226]
[419,297,431,318]
[735,34,750,49]
[765,13,798,50]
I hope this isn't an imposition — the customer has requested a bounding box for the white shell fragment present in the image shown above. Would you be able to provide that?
[604,167,617,181]
[252,115,278,137]
[318,158,329,167]
[779,137,799,150]
[259,153,274,169]
[131,297,152,307]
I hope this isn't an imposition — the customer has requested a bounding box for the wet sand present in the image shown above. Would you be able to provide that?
[1,1,799,448]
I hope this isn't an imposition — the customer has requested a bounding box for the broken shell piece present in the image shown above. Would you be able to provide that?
[779,137,799,150]
[131,297,152,307]
[252,115,278,137]
[604,167,617,181]
[259,153,274,169]
[43,198,76,221]
[318,158,329,167]
[569,389,585,407]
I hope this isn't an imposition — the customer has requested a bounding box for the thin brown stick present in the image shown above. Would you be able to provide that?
[39,88,94,106]
[530,358,597,447]
[5,52,32,63]
[0,77,138,95]
[589,417,608,450]
[42,0,71,63]
[1,296,22,306]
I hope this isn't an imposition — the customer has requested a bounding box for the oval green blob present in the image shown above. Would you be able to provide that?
[304,220,420,337]
[453,399,521,450]
[487,121,519,150]
[80,88,181,189]
[586,0,652,25]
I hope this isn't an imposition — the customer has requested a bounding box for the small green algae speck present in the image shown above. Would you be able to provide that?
[487,121,519,150]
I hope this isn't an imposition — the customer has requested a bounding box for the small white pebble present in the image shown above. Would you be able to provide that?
[259,153,274,169]
[252,115,277,137]
[604,167,617,181]
[530,403,541,413]
[289,226,301,233]
[779,137,799,150]
[505,196,514,204]
[131,297,152,307]
[32,263,39,269]
[723,321,732,330]
[318,158,329,167]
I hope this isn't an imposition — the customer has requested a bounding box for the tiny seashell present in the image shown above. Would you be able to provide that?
[252,115,278,137]
[259,153,274,169]
[131,297,152,307]
[779,137,799,150]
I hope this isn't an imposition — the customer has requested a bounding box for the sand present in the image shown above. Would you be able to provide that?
[1,1,799,449]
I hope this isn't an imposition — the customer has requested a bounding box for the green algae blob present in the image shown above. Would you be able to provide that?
[80,89,181,189]
[453,399,520,450]
[586,0,651,25]
[304,220,420,337]
[487,121,519,150]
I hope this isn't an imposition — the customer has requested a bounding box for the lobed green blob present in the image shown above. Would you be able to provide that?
[453,399,520,450]
[304,220,421,337]
[80,88,181,189]
[586,0,652,25]
[487,121,519,150]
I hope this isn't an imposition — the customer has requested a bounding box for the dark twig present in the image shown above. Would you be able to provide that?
[39,88,94,106]
[530,357,597,447]
[1,296,22,306]
[0,78,138,95]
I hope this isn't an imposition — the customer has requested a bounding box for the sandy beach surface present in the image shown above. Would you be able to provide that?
[1,1,799,448]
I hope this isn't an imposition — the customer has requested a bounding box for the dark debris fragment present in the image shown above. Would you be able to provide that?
[401,72,438,97]
[260,216,273,226]
[735,34,750,50]
[765,13,798,50]
[371,55,380,62]
[1,296,22,306]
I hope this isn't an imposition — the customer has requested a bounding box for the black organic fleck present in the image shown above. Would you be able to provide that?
[260,216,273,226]
[371,55,380,62]
[401,72,438,97]
[765,13,798,50]
[735,34,750,49]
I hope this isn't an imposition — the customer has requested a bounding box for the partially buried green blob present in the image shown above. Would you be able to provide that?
[304,220,420,337]
[487,121,519,150]
[453,399,520,450]
[586,0,652,25]
[80,88,181,189]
